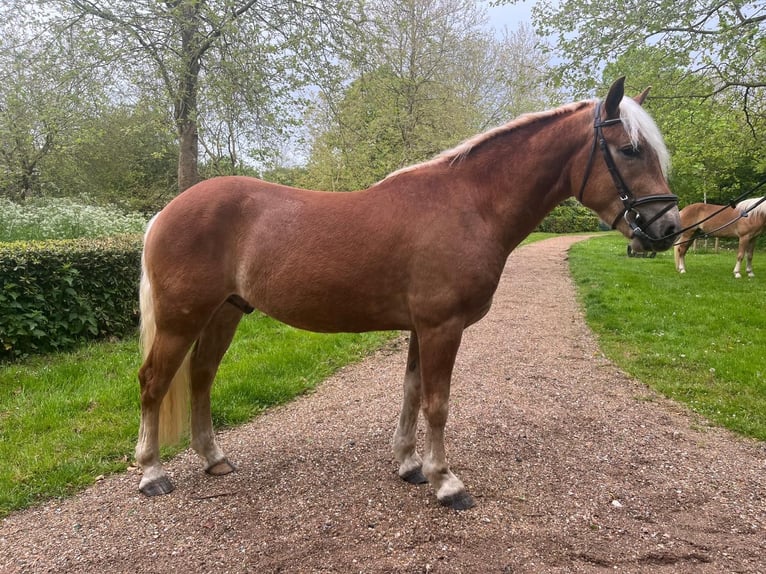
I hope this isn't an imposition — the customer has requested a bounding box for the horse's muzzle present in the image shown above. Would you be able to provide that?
[628,212,681,253]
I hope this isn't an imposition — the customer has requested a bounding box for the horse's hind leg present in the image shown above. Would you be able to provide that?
[745,238,756,277]
[189,303,244,476]
[393,332,427,484]
[417,322,474,510]
[136,331,197,496]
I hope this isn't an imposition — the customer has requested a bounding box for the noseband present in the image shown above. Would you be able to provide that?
[577,101,678,243]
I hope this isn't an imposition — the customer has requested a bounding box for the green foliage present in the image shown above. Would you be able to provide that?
[570,234,766,440]
[600,47,766,207]
[530,0,764,112]
[0,321,393,517]
[304,67,468,190]
[42,103,179,212]
[536,199,602,233]
[0,16,107,202]
[301,2,556,191]
[0,235,143,360]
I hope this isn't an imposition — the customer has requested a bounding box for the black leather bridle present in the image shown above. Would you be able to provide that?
[577,101,678,244]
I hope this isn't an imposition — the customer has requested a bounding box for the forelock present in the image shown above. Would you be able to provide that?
[618,97,670,178]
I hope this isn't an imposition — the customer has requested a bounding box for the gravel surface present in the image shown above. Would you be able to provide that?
[2,235,765,573]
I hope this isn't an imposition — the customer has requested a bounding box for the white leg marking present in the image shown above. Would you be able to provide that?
[393,335,424,481]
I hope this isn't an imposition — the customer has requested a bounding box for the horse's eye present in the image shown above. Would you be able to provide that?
[619,145,641,158]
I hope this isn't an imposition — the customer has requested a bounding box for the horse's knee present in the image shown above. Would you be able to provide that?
[422,401,448,429]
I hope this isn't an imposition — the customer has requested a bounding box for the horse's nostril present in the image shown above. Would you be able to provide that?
[663,222,681,239]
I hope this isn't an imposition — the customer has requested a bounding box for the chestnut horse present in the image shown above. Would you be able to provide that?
[136,78,680,509]
[674,197,766,278]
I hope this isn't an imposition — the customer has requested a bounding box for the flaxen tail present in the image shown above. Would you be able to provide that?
[139,216,190,445]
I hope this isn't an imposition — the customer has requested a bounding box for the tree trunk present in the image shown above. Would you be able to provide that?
[177,117,199,192]
[175,1,202,193]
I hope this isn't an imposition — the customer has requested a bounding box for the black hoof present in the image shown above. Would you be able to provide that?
[439,491,475,510]
[205,458,237,476]
[139,476,175,497]
[400,468,428,485]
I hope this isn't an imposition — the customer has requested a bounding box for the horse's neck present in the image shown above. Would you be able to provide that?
[464,114,587,251]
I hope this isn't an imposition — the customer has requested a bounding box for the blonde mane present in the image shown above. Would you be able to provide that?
[737,196,766,217]
[377,96,670,184]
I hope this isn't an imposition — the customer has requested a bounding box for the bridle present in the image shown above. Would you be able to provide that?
[577,101,678,244]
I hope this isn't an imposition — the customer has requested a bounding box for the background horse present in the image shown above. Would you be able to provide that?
[674,197,766,277]
[135,77,680,510]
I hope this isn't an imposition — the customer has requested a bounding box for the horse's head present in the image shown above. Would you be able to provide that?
[575,77,681,253]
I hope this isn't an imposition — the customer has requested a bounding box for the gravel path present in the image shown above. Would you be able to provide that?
[2,235,765,573]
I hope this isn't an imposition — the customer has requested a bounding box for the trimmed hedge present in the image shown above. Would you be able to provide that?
[0,235,143,361]
[537,200,602,233]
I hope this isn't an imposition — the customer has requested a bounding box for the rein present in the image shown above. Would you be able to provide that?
[577,101,678,243]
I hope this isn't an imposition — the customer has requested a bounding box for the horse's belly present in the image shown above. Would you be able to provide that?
[254,286,412,333]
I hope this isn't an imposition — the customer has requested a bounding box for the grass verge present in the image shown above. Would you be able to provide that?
[569,233,766,441]
[0,316,393,517]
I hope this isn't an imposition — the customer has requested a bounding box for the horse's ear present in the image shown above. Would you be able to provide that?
[634,87,651,106]
[604,76,625,119]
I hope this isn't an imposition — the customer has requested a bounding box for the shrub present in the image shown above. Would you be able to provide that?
[537,199,601,233]
[0,197,147,242]
[0,235,143,361]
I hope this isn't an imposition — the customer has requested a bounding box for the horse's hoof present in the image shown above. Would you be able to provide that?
[139,476,175,497]
[734,273,742,279]
[439,490,475,510]
[205,458,237,476]
[400,468,428,485]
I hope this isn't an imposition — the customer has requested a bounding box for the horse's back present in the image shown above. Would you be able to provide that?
[680,202,740,237]
[143,175,505,334]
[143,176,419,332]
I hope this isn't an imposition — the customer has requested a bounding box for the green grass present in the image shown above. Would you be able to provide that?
[0,317,392,517]
[569,233,766,440]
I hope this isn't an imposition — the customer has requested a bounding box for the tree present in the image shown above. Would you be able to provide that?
[302,0,557,190]
[12,0,363,193]
[0,20,106,201]
[500,0,765,128]
[601,47,766,205]
[45,102,179,211]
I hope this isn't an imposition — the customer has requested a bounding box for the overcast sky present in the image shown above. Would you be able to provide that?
[483,0,534,34]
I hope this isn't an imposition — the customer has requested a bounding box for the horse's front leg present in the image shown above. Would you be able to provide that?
[418,323,474,510]
[734,241,746,278]
[393,332,427,484]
